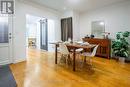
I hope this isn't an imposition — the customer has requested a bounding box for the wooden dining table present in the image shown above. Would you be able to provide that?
[51,42,96,71]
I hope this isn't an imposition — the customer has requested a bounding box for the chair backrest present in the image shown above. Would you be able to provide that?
[59,43,69,55]
[90,45,99,57]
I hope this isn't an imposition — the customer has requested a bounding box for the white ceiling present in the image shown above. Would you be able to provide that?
[22,0,128,12]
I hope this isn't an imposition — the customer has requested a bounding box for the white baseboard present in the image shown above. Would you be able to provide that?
[0,60,10,65]
[14,58,26,64]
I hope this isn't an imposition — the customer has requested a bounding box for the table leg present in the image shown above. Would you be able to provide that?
[55,44,58,64]
[73,48,76,71]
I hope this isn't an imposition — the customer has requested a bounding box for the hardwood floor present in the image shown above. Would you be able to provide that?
[10,48,130,87]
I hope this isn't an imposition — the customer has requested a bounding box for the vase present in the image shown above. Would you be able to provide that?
[119,57,125,63]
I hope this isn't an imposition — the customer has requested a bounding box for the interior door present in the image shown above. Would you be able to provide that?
[40,19,48,51]
[0,17,12,65]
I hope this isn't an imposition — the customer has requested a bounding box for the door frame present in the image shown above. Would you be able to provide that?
[8,15,14,63]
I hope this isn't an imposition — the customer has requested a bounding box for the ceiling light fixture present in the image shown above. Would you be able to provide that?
[99,22,105,25]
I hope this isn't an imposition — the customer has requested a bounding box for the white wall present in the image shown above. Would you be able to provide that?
[48,19,55,52]
[79,0,130,39]
[13,0,61,63]
[27,23,37,38]
[73,11,80,40]
[36,22,40,49]
[61,11,74,18]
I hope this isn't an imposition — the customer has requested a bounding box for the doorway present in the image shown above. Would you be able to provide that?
[26,14,55,52]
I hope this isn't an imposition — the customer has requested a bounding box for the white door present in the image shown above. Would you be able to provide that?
[0,16,13,65]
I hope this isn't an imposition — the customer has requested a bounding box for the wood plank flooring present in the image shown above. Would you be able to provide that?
[10,48,130,87]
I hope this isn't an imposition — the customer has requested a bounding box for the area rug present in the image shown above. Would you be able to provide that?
[0,65,17,87]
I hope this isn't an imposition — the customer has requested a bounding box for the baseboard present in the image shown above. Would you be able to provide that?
[125,58,130,63]
[14,58,26,64]
[0,60,10,65]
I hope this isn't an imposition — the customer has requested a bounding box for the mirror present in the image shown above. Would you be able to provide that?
[91,21,105,38]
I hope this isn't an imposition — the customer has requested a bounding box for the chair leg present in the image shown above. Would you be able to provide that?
[80,56,94,70]
[59,54,66,64]
[76,54,84,69]
[67,54,72,66]
[59,54,63,64]
[89,58,93,67]
[86,57,93,69]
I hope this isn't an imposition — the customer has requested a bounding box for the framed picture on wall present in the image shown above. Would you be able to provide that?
[91,21,105,38]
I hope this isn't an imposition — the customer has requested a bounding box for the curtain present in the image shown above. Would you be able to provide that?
[61,17,73,41]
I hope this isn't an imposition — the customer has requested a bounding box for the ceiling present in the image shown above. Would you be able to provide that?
[21,0,128,13]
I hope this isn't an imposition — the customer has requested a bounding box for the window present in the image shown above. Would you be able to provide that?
[0,17,8,43]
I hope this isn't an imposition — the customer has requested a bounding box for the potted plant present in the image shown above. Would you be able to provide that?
[112,31,130,63]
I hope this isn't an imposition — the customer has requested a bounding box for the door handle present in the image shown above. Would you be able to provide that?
[9,33,12,39]
[9,33,11,35]
[9,37,11,39]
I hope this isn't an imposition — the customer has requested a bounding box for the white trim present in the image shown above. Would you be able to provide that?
[0,60,10,65]
[9,15,14,64]
[14,58,26,64]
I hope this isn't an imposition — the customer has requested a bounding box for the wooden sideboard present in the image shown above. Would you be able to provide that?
[82,38,111,59]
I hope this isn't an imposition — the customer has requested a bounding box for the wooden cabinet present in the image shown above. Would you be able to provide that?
[82,38,111,59]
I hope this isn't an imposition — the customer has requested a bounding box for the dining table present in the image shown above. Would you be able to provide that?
[50,42,96,71]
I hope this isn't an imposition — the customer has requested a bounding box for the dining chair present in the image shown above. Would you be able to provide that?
[69,42,84,66]
[75,41,90,57]
[72,41,84,56]
[59,43,72,65]
[79,45,99,68]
